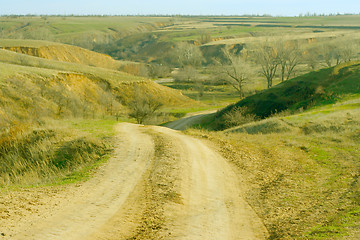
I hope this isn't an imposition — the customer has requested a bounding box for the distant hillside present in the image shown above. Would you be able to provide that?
[0,41,194,130]
[206,61,360,130]
[0,16,172,48]
[0,39,134,70]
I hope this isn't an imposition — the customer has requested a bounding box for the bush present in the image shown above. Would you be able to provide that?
[223,106,257,128]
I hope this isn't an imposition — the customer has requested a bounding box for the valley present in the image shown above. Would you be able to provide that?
[0,14,360,239]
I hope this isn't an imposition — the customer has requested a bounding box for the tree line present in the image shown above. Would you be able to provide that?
[164,36,359,98]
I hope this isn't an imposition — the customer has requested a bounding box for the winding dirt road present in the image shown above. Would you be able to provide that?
[4,123,268,239]
[164,110,217,130]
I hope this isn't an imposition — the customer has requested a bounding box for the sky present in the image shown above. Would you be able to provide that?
[0,0,359,16]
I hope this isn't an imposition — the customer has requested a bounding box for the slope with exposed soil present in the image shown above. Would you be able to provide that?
[1,123,268,240]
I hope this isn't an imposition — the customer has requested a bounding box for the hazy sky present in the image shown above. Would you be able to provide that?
[1,0,359,16]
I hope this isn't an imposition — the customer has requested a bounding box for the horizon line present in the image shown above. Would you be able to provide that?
[1,12,360,18]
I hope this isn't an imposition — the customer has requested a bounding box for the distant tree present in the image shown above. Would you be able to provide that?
[198,31,212,44]
[252,42,279,88]
[215,47,253,98]
[147,63,171,79]
[339,39,358,62]
[173,42,204,67]
[276,40,303,82]
[173,65,198,82]
[319,43,335,67]
[317,38,358,68]
[128,89,163,124]
[303,46,320,70]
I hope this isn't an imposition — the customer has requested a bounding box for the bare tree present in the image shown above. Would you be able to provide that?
[215,48,252,98]
[276,40,303,82]
[252,42,279,88]
[317,38,358,68]
[173,42,204,67]
[340,40,358,62]
[173,65,198,82]
[303,46,320,70]
[128,89,163,124]
[319,43,335,67]
[147,63,171,79]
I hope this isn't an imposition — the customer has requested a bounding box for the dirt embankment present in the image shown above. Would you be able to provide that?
[1,123,268,240]
[2,45,119,70]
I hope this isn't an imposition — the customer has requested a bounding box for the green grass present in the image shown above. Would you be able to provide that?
[0,39,59,47]
[55,154,111,185]
[64,118,121,139]
[208,61,360,130]
[161,82,241,105]
[186,100,360,238]
[160,25,265,43]
[22,118,119,187]
[0,16,172,44]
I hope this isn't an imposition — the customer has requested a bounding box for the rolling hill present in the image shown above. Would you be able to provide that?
[210,61,360,130]
[0,39,194,186]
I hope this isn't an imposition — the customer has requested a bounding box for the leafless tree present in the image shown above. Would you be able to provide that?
[276,40,303,81]
[215,48,253,98]
[252,42,279,88]
[173,65,198,82]
[319,43,335,67]
[339,39,358,62]
[303,46,320,70]
[173,42,204,67]
[128,89,163,124]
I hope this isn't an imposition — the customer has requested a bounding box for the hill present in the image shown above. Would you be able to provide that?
[187,95,360,239]
[209,61,360,130]
[0,47,193,125]
[0,16,172,48]
[0,39,194,186]
[0,39,137,71]
[182,62,360,238]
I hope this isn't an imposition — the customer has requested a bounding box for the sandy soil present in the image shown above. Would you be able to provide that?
[1,123,268,239]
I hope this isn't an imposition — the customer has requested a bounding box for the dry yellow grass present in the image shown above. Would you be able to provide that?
[186,100,360,239]
[0,39,139,72]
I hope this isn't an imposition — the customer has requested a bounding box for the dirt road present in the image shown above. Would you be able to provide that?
[164,110,217,130]
[3,123,268,239]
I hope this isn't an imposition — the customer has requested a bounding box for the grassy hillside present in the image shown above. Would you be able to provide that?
[189,102,360,239]
[207,61,360,130]
[186,92,360,239]
[0,39,194,186]
[0,39,121,69]
[88,15,360,63]
[0,16,172,47]
[178,59,360,238]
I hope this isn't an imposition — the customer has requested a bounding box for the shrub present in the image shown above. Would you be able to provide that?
[223,106,257,128]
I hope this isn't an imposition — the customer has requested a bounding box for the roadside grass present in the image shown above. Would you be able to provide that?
[185,95,360,239]
[63,118,122,139]
[46,118,123,185]
[0,118,120,188]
